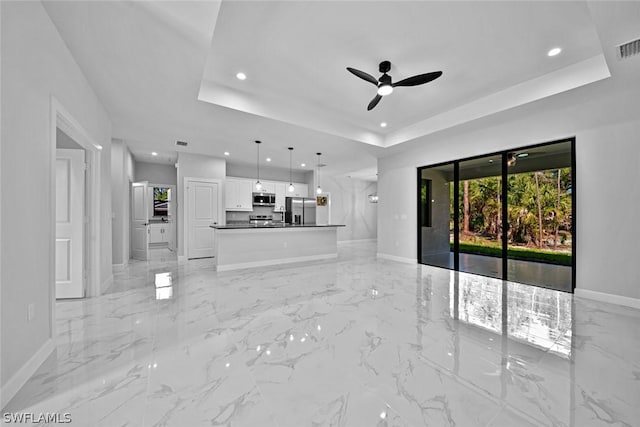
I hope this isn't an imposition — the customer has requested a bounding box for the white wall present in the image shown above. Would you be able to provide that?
[226,162,306,183]
[134,161,177,185]
[111,140,134,265]
[319,176,377,241]
[377,62,640,301]
[176,152,226,257]
[1,0,112,402]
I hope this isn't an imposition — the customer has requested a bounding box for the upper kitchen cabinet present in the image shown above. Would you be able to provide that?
[291,183,308,198]
[260,181,276,194]
[225,178,253,211]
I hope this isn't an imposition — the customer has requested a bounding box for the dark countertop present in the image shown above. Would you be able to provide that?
[148,219,170,224]
[211,223,345,230]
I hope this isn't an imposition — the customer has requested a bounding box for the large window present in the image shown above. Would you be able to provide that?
[418,139,575,292]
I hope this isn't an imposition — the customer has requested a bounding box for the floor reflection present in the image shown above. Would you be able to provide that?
[422,251,572,292]
[448,270,572,357]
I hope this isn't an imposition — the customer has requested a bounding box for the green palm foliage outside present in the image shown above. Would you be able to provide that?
[454,168,572,265]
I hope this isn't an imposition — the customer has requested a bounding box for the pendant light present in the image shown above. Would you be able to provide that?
[255,140,262,191]
[316,152,322,195]
[288,147,295,192]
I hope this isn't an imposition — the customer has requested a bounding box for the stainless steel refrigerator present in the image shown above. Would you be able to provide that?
[285,197,316,225]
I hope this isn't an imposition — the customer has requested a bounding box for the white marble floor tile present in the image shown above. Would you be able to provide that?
[4,241,639,427]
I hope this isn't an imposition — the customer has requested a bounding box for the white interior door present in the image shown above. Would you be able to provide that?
[56,149,85,299]
[131,182,149,260]
[187,180,219,259]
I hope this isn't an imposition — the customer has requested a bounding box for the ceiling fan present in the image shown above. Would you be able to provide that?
[346,60,443,111]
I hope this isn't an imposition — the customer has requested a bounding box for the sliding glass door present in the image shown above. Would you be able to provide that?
[418,139,575,292]
[419,163,454,269]
[506,141,573,291]
[458,154,504,280]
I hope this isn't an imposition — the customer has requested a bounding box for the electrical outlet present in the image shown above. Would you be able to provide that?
[27,303,35,321]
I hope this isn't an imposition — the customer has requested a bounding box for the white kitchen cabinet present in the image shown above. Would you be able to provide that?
[274,182,286,212]
[291,183,309,198]
[261,181,276,194]
[149,223,171,244]
[225,178,253,211]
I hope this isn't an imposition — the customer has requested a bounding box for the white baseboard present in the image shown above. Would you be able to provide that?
[100,274,114,294]
[112,263,126,271]
[575,288,640,310]
[376,253,417,265]
[1,338,55,410]
[338,238,377,244]
[217,253,337,272]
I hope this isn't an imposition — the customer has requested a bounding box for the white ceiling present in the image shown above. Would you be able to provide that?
[42,1,623,178]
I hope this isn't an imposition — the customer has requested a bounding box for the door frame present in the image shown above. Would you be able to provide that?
[50,97,102,335]
[183,177,223,260]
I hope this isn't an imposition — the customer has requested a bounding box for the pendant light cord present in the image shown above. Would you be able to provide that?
[316,152,322,193]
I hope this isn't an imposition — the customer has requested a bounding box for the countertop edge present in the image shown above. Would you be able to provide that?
[211,224,346,230]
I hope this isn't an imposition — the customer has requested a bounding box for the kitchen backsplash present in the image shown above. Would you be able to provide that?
[225,206,286,223]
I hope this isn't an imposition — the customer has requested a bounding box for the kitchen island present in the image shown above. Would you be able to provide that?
[211,224,345,271]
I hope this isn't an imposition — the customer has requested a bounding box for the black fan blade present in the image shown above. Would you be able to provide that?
[347,67,378,86]
[392,71,443,87]
[367,94,382,111]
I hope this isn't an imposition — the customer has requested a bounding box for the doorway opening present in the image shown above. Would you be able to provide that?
[417,138,575,292]
[50,98,102,308]
[55,128,87,299]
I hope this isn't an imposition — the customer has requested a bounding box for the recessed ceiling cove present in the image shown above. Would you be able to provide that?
[198,1,610,148]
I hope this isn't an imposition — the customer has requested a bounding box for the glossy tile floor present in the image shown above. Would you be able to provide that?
[421,252,572,292]
[6,242,639,426]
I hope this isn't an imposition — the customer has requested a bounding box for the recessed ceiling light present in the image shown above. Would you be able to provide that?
[266,157,271,162]
[489,159,493,163]
[236,72,247,80]
[380,122,387,128]
[547,47,562,57]
[517,152,529,158]
[301,163,306,167]
[224,151,230,156]
[151,152,158,156]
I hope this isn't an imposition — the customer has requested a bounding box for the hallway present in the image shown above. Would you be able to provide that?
[5,242,638,426]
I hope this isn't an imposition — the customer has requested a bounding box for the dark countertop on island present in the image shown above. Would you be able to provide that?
[211,223,345,229]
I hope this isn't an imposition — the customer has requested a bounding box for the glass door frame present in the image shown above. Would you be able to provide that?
[417,137,576,292]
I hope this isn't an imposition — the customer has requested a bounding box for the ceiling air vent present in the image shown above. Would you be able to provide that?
[176,140,188,147]
[618,38,640,59]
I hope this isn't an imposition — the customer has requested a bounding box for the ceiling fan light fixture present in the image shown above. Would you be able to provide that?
[347,60,442,110]
[377,84,393,96]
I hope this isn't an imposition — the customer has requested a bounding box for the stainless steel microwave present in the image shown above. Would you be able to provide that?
[252,192,276,206]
